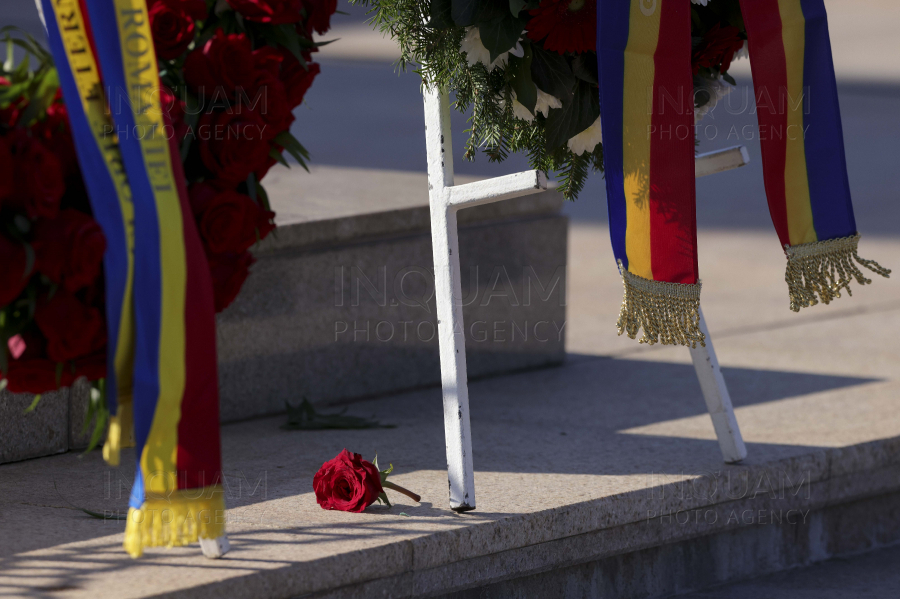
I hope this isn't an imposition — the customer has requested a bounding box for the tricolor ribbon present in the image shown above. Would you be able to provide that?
[40,0,225,557]
[597,0,889,346]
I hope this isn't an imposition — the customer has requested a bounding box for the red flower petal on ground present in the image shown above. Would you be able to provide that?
[527,0,596,55]
[313,450,383,513]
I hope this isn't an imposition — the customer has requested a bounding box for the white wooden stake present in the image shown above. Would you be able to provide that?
[424,87,751,509]
[424,87,547,511]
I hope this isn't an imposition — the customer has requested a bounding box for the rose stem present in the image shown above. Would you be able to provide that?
[383,480,421,503]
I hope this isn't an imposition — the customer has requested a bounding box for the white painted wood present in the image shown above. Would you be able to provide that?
[695,145,751,178]
[424,84,750,510]
[200,535,230,559]
[424,87,549,511]
[690,309,748,463]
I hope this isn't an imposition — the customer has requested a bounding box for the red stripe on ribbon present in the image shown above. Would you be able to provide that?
[742,0,791,246]
[649,0,697,284]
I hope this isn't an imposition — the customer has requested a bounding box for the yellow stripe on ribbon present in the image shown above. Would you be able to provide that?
[48,0,136,463]
[112,0,188,494]
[622,0,661,280]
[778,0,817,246]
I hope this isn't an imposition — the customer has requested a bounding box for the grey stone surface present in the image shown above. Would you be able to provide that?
[0,388,68,464]
[217,169,567,422]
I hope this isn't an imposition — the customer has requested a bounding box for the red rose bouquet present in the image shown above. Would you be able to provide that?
[354,0,748,198]
[1,0,336,419]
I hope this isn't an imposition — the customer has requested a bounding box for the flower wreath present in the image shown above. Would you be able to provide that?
[354,0,747,198]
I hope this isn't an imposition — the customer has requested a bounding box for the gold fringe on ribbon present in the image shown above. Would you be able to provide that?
[616,261,706,348]
[124,486,226,558]
[785,234,891,312]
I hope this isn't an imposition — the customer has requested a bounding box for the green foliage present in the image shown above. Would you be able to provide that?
[282,398,395,430]
[0,27,59,128]
[348,0,604,200]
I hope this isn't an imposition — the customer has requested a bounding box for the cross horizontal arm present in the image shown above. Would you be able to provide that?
[695,145,751,178]
[447,170,548,209]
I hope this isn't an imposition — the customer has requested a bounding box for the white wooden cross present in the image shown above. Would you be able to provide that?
[424,86,749,512]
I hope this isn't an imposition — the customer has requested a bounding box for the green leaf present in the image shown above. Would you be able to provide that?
[507,45,536,114]
[509,0,537,17]
[543,80,599,151]
[24,394,41,413]
[571,53,598,86]
[271,24,308,67]
[531,45,576,103]
[722,72,736,86]
[428,0,455,29]
[478,14,527,64]
[281,398,395,430]
[451,0,480,27]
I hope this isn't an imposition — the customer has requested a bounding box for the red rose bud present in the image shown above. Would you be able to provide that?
[207,251,255,313]
[184,29,256,99]
[34,290,107,363]
[0,233,31,306]
[148,0,207,61]
[313,450,384,513]
[228,0,303,24]
[189,182,264,254]
[32,209,107,293]
[280,50,320,109]
[302,0,338,35]
[9,131,65,220]
[197,108,271,186]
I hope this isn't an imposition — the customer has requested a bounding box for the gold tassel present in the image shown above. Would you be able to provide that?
[124,486,226,558]
[616,261,705,348]
[785,234,891,312]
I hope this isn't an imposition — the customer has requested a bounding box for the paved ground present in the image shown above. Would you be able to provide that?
[678,544,900,599]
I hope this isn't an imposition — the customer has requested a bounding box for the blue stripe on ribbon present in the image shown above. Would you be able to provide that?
[83,0,163,459]
[39,0,129,416]
[598,0,631,268]
[799,0,857,239]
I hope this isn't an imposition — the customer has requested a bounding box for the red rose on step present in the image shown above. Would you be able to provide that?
[34,290,107,363]
[228,0,303,24]
[0,233,30,306]
[9,132,65,219]
[33,209,107,293]
[313,450,384,513]
[692,23,744,75]
[189,182,265,254]
[184,29,256,98]
[197,108,271,185]
[527,0,596,55]
[302,0,338,35]
[149,0,207,60]
[280,50,320,109]
[207,251,255,312]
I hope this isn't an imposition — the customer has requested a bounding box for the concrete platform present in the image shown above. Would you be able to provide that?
[1,226,897,598]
